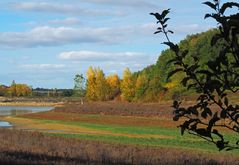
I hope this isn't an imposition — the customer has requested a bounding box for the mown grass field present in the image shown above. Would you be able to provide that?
[4,110,239,155]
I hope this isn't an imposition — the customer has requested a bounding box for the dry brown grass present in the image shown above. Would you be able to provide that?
[54,101,177,117]
[0,128,238,165]
[22,111,179,128]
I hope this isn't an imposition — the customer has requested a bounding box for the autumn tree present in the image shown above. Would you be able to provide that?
[151,0,239,150]
[134,73,148,100]
[86,66,97,100]
[7,81,32,97]
[121,68,135,101]
[86,67,111,101]
[0,85,7,96]
[95,68,110,101]
[8,80,17,97]
[106,74,121,99]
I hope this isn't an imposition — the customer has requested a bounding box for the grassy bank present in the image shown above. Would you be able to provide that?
[4,113,239,154]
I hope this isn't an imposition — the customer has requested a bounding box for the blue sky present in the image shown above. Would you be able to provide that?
[0,0,227,88]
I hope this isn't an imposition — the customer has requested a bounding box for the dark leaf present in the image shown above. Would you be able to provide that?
[212,129,224,140]
[181,77,191,87]
[221,93,227,98]
[187,83,197,90]
[203,2,217,10]
[224,97,229,107]
[220,2,239,15]
[225,148,233,151]
[201,110,207,119]
[173,100,180,108]
[180,125,186,135]
[150,13,162,21]
[161,9,170,19]
[205,107,212,116]
[196,128,211,137]
[166,58,177,65]
[168,30,174,34]
[204,13,212,19]
[163,24,168,28]
[190,123,198,131]
[234,114,239,122]
[211,34,222,46]
[163,18,170,24]
[216,140,225,151]
[180,121,191,135]
[220,110,227,119]
[207,112,219,132]
[163,42,179,52]
[167,68,183,79]
[236,140,239,145]
[181,50,189,58]
[173,115,180,121]
[154,30,162,34]
[233,126,239,132]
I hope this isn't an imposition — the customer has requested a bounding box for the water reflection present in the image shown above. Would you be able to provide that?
[0,121,12,127]
[0,106,53,116]
[0,106,53,127]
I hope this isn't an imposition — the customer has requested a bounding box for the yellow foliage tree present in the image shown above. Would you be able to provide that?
[86,66,97,100]
[7,81,32,97]
[106,74,120,99]
[135,74,148,99]
[120,68,135,101]
[95,68,110,101]
[86,67,111,101]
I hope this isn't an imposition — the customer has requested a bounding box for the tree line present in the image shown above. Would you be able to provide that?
[84,66,165,102]
[83,28,230,102]
[0,80,32,97]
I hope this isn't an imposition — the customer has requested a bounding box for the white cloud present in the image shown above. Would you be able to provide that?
[11,2,120,16]
[0,23,157,48]
[20,64,65,70]
[48,17,81,26]
[0,26,120,48]
[172,24,212,34]
[59,50,149,62]
[58,50,157,74]
[85,0,159,9]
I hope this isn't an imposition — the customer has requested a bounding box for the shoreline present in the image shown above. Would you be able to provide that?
[0,101,64,107]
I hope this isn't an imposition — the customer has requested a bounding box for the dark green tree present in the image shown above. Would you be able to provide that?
[151,0,239,150]
[74,74,85,104]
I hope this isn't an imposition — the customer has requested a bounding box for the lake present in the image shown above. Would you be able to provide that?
[0,106,54,127]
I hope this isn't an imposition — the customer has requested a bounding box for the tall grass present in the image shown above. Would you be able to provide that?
[0,128,238,164]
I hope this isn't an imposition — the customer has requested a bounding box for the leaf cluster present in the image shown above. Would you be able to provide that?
[151,0,239,151]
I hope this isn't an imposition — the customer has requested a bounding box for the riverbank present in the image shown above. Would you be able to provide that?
[0,97,65,107]
[0,102,59,107]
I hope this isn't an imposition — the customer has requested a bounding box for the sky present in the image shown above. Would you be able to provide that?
[0,0,224,88]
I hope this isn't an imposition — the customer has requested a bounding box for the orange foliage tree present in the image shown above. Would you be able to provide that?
[7,80,32,97]
[106,74,121,99]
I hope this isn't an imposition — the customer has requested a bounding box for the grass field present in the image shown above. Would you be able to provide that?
[1,101,239,164]
[4,111,239,155]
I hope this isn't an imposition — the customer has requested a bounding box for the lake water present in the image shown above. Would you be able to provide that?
[0,106,54,127]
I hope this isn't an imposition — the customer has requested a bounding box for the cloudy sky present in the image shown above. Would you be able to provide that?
[0,0,220,88]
